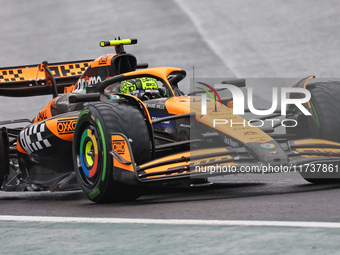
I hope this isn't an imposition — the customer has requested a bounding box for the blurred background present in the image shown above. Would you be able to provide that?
[1,0,340,120]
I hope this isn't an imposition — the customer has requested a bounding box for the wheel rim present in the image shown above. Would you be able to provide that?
[85,140,94,167]
[79,126,100,185]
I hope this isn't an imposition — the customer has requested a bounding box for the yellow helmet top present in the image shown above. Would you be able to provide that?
[120,77,158,94]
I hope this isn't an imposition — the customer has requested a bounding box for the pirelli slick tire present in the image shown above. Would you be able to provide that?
[300,82,340,184]
[73,101,151,203]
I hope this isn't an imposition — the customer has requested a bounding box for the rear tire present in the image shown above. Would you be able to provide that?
[299,82,340,184]
[73,101,151,203]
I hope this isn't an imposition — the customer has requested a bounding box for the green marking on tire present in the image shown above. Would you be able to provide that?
[78,109,89,118]
[80,130,87,159]
[310,101,321,128]
[76,109,90,127]
[96,119,107,181]
[89,187,100,199]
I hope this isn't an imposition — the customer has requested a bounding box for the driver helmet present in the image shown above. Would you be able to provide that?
[120,77,160,99]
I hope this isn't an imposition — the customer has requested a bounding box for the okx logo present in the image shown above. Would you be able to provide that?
[57,118,77,135]
[196,82,223,115]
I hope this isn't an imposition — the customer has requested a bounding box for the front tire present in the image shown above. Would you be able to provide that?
[73,101,151,203]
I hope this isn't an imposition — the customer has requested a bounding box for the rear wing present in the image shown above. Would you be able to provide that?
[0,60,92,97]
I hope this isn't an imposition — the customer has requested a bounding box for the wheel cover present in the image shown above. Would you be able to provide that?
[79,127,99,179]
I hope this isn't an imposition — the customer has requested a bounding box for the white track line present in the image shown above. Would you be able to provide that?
[0,215,340,228]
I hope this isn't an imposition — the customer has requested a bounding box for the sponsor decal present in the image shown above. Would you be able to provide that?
[244,131,258,136]
[180,124,191,128]
[57,118,77,135]
[150,112,176,129]
[110,94,120,99]
[260,143,276,149]
[145,103,165,110]
[112,140,126,154]
[98,55,110,65]
[111,134,134,172]
[89,188,101,199]
[151,116,170,124]
[76,75,102,92]
[36,110,47,122]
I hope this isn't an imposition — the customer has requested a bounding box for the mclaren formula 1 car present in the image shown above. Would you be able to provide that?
[1,39,340,203]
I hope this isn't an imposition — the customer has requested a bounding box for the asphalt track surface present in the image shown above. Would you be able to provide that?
[1,0,340,254]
